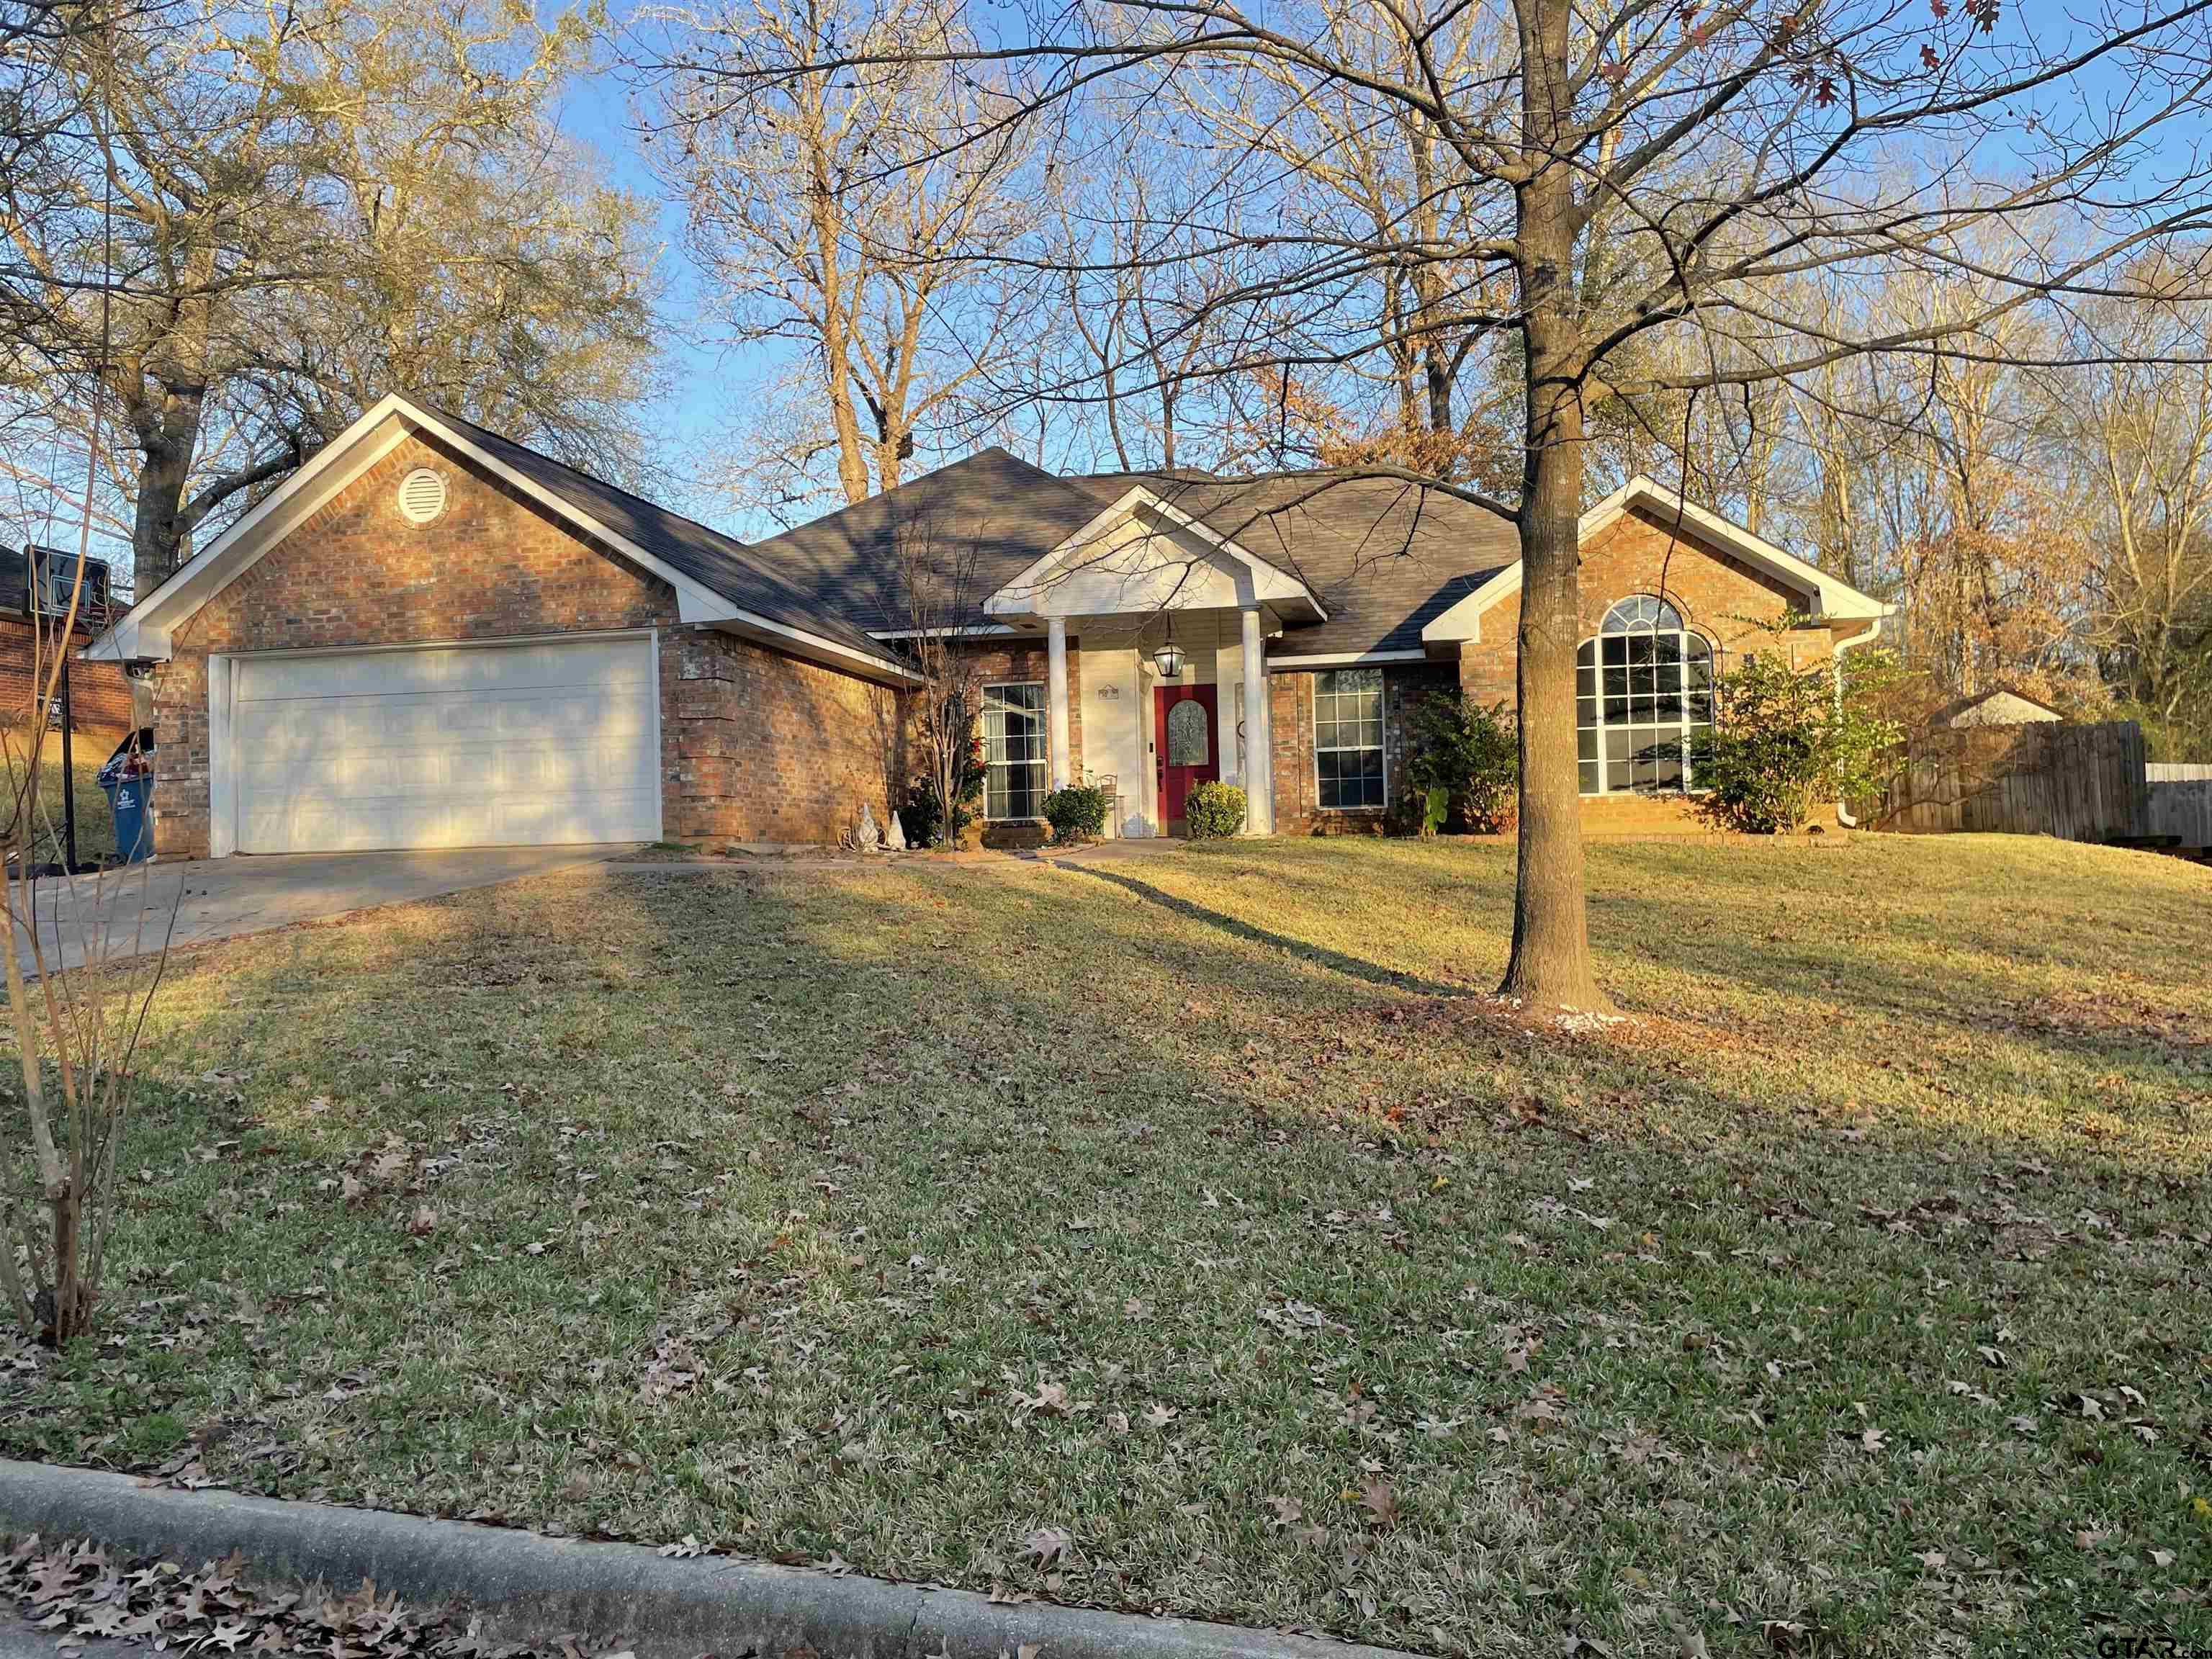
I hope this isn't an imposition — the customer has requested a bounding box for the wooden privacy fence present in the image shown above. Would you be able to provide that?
[1871,720,2151,842]
[2149,778,2212,850]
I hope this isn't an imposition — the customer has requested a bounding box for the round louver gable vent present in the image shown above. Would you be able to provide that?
[396,467,448,525]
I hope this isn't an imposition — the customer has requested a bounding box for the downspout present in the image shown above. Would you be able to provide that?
[1831,614,1888,828]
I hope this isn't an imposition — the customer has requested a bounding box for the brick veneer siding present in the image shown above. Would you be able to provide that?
[937,639,1081,848]
[0,614,138,740]
[1447,503,1854,832]
[150,429,894,858]
[1268,505,1861,836]
[665,629,898,847]
[1453,503,1838,708]
[1270,662,1452,836]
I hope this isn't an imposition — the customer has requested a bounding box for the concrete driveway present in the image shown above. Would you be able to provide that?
[6,845,631,976]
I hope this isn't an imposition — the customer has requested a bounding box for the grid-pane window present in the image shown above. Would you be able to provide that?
[1314,667,1386,809]
[1575,595,1714,795]
[984,683,1047,820]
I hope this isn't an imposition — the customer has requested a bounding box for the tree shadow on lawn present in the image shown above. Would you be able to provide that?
[1066,861,1475,999]
[1098,840,2212,1167]
[1583,866,2212,1141]
[18,863,2209,1658]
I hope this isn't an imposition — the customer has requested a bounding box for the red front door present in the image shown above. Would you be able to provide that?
[1154,683,1220,829]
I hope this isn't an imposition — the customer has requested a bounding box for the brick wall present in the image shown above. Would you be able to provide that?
[0,615,138,741]
[936,639,1081,848]
[1454,503,1840,709]
[151,428,896,857]
[1452,503,1853,832]
[1270,662,1453,836]
[666,629,896,845]
[1264,507,1858,837]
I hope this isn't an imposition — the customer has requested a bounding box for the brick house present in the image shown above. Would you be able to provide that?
[2,549,138,745]
[85,393,1889,858]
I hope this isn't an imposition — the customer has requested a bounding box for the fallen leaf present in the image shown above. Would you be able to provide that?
[1356,1475,1398,1528]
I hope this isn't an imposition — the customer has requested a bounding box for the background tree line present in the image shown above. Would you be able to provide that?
[12,0,2209,765]
[629,0,2212,765]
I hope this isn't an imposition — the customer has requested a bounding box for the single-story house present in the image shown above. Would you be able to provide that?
[84,393,1892,857]
[1930,686,2064,729]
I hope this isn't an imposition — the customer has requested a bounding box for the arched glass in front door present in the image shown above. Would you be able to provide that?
[1166,697,1211,766]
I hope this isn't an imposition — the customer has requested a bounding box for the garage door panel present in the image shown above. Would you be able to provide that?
[494,788,658,844]
[231,637,658,853]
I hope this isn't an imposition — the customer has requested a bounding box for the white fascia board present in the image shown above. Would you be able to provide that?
[1420,565,1524,644]
[84,397,418,660]
[395,403,741,628]
[988,485,1150,609]
[1419,477,1891,645]
[1582,477,1889,620]
[1130,493,1326,618]
[1267,648,1430,670]
[87,394,753,662]
[984,487,1326,620]
[710,616,920,685]
[868,623,1022,640]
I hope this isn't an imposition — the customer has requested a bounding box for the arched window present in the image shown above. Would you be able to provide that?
[1166,698,1211,765]
[1576,595,1714,795]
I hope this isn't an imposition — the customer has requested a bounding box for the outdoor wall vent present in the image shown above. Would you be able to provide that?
[397,467,449,525]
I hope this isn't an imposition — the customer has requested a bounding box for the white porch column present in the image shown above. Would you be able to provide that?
[1240,605,1272,834]
[1046,616,1071,790]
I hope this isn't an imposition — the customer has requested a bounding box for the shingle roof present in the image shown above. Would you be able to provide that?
[424,407,899,665]
[737,447,1116,633]
[1929,685,2064,725]
[1072,469,1518,657]
[737,446,1522,660]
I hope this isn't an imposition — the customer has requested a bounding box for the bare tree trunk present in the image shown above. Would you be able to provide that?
[805,135,873,506]
[1498,0,1602,1011]
[1502,397,1601,1009]
[128,414,197,601]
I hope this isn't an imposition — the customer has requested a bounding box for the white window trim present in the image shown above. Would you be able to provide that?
[1312,667,1389,811]
[982,680,1049,822]
[1578,598,1713,798]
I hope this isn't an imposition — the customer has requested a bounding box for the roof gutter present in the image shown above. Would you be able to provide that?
[1831,615,1889,829]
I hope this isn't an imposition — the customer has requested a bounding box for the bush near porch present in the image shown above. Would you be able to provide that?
[2,837,2208,1658]
[1043,783,1111,844]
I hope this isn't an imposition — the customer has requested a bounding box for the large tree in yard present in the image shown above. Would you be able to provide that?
[1,0,658,601]
[685,0,2212,1007]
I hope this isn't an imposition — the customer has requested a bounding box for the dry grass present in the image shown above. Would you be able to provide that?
[3,834,2207,1657]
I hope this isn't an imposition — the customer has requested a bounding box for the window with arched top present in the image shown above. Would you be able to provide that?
[1166,698,1211,766]
[1576,595,1714,795]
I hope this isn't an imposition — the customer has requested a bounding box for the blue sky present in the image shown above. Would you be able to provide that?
[555,58,781,538]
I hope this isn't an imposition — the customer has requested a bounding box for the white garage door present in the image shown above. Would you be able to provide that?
[231,637,660,853]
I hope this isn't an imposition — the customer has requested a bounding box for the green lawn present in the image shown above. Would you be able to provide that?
[4,836,2208,1656]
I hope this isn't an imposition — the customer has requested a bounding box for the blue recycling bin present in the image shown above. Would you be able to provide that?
[102,769,153,863]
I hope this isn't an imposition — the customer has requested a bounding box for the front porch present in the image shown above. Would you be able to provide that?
[986,613,1280,842]
[977,482,1330,842]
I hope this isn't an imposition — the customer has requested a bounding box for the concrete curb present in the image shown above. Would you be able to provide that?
[0,1460,1421,1659]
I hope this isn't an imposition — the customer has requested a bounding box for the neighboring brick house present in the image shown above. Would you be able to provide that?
[1,550,137,742]
[86,393,1890,858]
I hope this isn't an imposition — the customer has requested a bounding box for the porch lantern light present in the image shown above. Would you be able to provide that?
[1152,620,1186,680]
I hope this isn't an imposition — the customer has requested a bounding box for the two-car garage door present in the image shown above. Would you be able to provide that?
[230,636,660,853]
